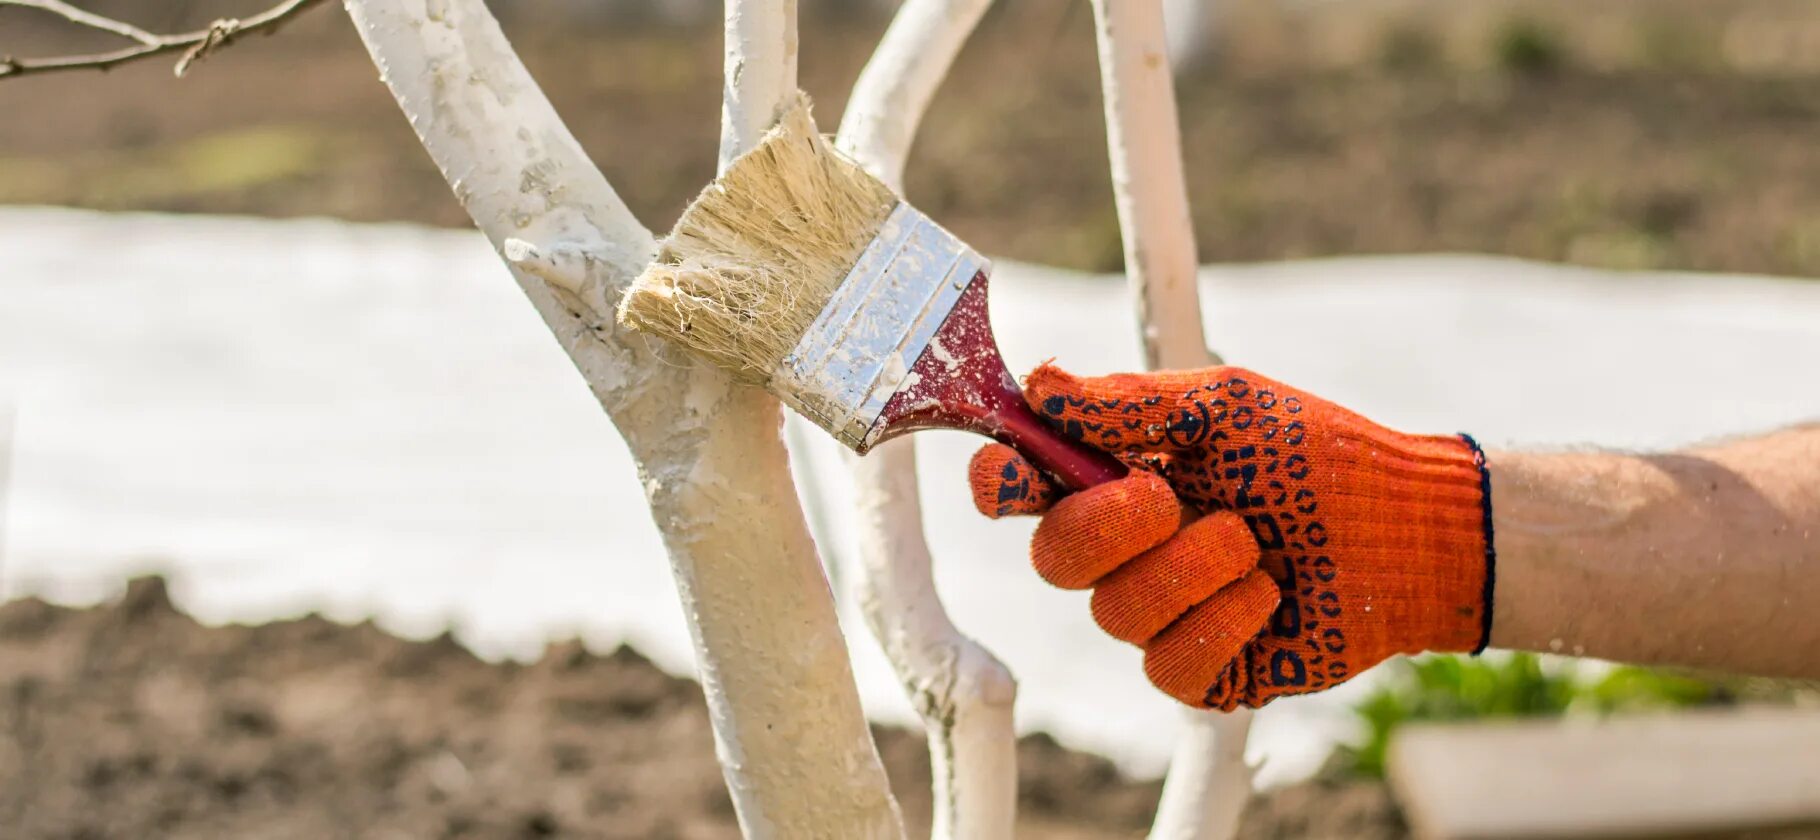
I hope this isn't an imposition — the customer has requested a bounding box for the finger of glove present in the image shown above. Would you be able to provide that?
[1024,363,1262,454]
[1090,510,1263,645]
[1030,471,1181,589]
[968,444,1060,519]
[1142,570,1278,707]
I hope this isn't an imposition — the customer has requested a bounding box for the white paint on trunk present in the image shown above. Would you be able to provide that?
[1093,0,1217,372]
[1150,709,1255,840]
[1091,2,1254,839]
[836,0,992,195]
[720,0,800,168]
[1162,0,1218,73]
[832,2,1015,837]
[848,442,1018,840]
[340,1,901,836]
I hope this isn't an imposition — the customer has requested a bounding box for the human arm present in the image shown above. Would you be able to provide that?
[968,365,1820,709]
[1488,427,1820,678]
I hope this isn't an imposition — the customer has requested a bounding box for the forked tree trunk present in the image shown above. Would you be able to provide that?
[347,0,1251,836]
[341,1,903,836]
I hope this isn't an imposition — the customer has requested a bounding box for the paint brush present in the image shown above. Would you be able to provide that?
[617,95,1127,490]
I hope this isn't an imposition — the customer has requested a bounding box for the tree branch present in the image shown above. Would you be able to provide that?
[1090,0,1216,371]
[718,0,799,168]
[6,0,159,44]
[343,0,903,835]
[701,4,903,832]
[837,0,991,194]
[832,3,1017,838]
[1089,2,1254,839]
[0,0,328,80]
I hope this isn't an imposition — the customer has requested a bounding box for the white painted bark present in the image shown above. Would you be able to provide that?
[1091,0,1216,373]
[1090,3,1254,840]
[0,404,12,597]
[1162,0,1218,73]
[341,1,902,837]
[720,0,799,166]
[832,2,1016,838]
[1148,710,1255,840]
[846,446,1017,840]
[836,0,990,194]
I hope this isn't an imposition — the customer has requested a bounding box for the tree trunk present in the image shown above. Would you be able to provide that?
[342,1,904,835]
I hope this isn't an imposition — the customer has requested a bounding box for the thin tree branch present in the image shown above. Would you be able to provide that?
[1089,2,1253,839]
[0,0,328,80]
[718,0,799,169]
[1091,0,1216,371]
[709,1,906,834]
[5,0,159,44]
[833,3,1016,839]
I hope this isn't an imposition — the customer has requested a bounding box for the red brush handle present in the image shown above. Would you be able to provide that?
[868,272,1128,492]
[974,384,1129,490]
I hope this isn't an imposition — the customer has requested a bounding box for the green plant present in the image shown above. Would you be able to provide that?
[1337,653,1721,779]
[1493,17,1566,77]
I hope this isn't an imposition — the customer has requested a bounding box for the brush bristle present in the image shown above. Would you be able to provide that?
[616,94,898,383]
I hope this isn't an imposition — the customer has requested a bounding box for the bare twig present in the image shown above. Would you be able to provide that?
[0,0,328,80]
[6,0,158,43]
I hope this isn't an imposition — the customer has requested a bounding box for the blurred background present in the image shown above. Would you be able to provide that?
[8,0,1820,276]
[3,1,1820,838]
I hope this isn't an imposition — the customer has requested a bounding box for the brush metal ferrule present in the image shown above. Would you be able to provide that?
[772,202,988,451]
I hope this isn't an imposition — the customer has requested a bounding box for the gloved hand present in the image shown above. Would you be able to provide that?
[968,364,1494,709]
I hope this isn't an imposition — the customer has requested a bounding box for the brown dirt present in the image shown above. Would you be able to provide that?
[3,0,1820,276]
[0,578,1404,839]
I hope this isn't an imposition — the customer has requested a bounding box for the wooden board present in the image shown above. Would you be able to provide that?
[1388,707,1820,839]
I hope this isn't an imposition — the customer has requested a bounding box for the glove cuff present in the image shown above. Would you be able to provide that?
[1460,434,1497,654]
[1326,425,1494,657]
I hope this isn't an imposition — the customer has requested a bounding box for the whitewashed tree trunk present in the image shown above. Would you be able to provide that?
[721,0,800,163]
[833,5,1016,838]
[1090,2,1256,840]
[340,1,903,836]
[1162,0,1218,73]
[1149,716,1254,840]
[0,405,12,599]
[1092,0,1217,372]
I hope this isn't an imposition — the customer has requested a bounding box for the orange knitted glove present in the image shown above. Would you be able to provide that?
[968,364,1494,710]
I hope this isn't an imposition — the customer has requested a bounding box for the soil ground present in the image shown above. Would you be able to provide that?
[0,579,1404,839]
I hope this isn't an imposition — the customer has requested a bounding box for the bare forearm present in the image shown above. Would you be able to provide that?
[1487,425,1820,677]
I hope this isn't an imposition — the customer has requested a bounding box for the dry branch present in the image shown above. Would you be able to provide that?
[0,0,327,79]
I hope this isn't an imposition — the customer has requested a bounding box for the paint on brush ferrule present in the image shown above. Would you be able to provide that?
[772,202,988,451]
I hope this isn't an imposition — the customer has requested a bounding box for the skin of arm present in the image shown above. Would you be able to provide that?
[1486,424,1820,678]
